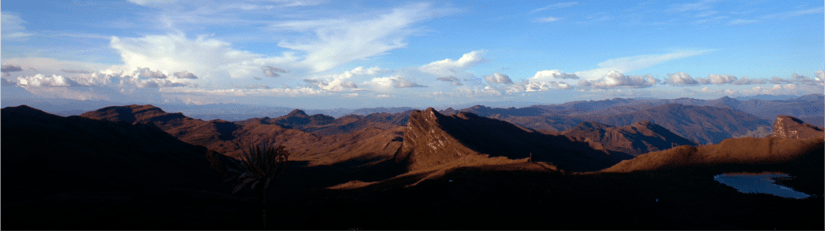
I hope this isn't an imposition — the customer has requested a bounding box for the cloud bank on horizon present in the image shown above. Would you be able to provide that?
[1,0,823,108]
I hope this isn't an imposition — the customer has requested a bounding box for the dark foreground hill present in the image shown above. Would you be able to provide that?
[1,105,252,229]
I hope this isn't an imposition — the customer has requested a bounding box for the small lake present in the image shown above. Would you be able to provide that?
[714,172,811,199]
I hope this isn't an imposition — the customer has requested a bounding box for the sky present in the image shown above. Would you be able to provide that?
[1,0,823,109]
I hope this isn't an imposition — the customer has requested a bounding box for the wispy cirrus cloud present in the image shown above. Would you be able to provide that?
[2,12,35,41]
[535,17,560,23]
[574,50,711,80]
[667,0,720,12]
[727,19,757,25]
[530,2,578,13]
[273,3,444,73]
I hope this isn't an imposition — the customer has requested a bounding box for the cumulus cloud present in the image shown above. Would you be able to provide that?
[137,67,167,79]
[274,3,438,73]
[160,86,324,97]
[696,74,737,84]
[366,76,426,88]
[419,50,489,77]
[110,33,299,81]
[519,80,571,92]
[302,66,391,91]
[2,78,16,86]
[665,72,699,85]
[579,70,659,88]
[173,71,199,79]
[2,64,23,73]
[531,70,578,80]
[790,73,825,86]
[262,66,287,77]
[436,76,463,85]
[17,74,74,87]
[483,73,514,84]
[733,76,765,85]
[2,12,34,41]
[61,69,91,74]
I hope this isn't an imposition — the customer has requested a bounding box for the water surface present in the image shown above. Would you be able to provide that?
[713,172,810,199]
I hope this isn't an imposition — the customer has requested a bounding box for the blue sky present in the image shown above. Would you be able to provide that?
[2,0,823,109]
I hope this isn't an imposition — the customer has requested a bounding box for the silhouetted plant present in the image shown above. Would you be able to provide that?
[225,142,290,229]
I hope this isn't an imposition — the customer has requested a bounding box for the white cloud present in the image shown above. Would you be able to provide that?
[1,58,111,75]
[159,86,324,97]
[376,94,391,98]
[110,33,299,81]
[665,72,698,85]
[727,19,757,25]
[694,74,737,84]
[579,70,659,88]
[302,66,392,91]
[531,2,578,13]
[763,7,824,19]
[274,3,437,73]
[483,73,514,84]
[536,17,560,23]
[127,0,178,6]
[667,0,719,12]
[419,50,488,77]
[365,75,426,89]
[17,74,73,87]
[733,76,765,85]
[575,50,710,80]
[2,12,35,41]
[531,70,578,80]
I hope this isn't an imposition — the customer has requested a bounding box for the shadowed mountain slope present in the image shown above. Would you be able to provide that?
[602,136,824,173]
[394,108,631,172]
[768,115,824,139]
[556,121,698,156]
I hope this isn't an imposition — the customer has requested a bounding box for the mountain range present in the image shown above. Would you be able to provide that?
[2,95,824,229]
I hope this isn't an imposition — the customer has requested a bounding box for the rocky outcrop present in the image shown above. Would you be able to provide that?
[394,108,632,172]
[768,115,824,139]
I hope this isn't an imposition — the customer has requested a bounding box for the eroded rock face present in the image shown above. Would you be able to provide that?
[768,115,824,139]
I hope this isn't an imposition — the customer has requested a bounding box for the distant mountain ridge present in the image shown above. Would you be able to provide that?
[80,105,403,166]
[555,121,698,156]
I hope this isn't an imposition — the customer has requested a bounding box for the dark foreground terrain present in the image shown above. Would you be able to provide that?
[2,105,823,229]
